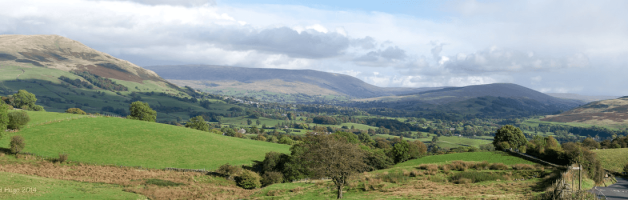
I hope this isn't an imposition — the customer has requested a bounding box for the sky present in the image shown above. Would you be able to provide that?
[1,0,627,96]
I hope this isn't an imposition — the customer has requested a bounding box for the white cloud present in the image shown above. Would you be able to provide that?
[1,0,627,95]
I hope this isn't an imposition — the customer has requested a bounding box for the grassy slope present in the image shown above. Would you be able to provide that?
[0,172,143,200]
[1,113,290,170]
[593,148,628,172]
[0,65,243,122]
[394,152,536,169]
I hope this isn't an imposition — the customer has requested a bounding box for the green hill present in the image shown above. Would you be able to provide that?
[0,35,247,122]
[592,148,628,172]
[1,112,290,170]
[0,172,143,200]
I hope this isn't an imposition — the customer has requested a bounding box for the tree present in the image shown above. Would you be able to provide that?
[10,135,25,154]
[12,90,37,109]
[185,116,209,131]
[65,108,87,115]
[0,101,9,133]
[7,111,30,130]
[299,133,368,199]
[493,125,527,151]
[236,170,261,189]
[392,140,410,163]
[127,101,156,122]
[582,137,600,150]
[247,119,252,125]
[256,119,261,125]
[624,163,628,174]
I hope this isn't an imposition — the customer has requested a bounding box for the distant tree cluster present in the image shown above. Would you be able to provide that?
[72,71,128,91]
[101,106,128,116]
[312,116,339,125]
[58,76,94,89]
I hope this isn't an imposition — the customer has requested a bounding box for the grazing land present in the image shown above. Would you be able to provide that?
[593,148,628,172]
[0,113,290,170]
[0,171,144,200]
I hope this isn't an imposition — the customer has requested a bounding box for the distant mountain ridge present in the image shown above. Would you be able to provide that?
[545,93,619,103]
[145,65,434,98]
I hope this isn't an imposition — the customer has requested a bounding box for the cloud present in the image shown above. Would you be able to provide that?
[353,46,407,66]
[442,47,590,74]
[88,0,216,7]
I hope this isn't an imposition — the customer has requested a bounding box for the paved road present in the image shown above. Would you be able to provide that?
[591,177,628,200]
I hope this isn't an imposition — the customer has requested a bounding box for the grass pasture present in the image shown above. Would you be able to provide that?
[0,172,144,200]
[1,114,290,170]
[593,148,628,172]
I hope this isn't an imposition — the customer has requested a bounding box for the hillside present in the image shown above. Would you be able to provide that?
[546,93,619,103]
[145,65,436,102]
[350,83,583,119]
[0,35,244,122]
[0,111,290,170]
[542,97,628,127]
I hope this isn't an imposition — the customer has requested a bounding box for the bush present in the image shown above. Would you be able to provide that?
[10,135,25,154]
[0,102,9,132]
[474,161,490,170]
[216,163,243,179]
[7,111,30,130]
[236,170,261,189]
[30,105,45,111]
[479,144,495,151]
[489,163,509,170]
[261,171,284,186]
[65,108,86,115]
[58,153,68,163]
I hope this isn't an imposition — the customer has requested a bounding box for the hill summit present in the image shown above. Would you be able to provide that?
[542,96,628,126]
[0,35,169,85]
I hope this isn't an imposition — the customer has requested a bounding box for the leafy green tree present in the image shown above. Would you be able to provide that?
[357,132,375,146]
[247,119,252,125]
[127,101,156,122]
[493,125,527,151]
[299,133,367,199]
[12,90,37,109]
[185,116,209,131]
[392,140,410,163]
[0,101,9,133]
[256,119,260,125]
[7,111,30,130]
[333,131,359,144]
[278,136,295,145]
[10,135,25,154]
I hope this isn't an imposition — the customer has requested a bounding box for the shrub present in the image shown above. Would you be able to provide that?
[58,153,69,163]
[474,161,490,170]
[489,163,509,170]
[261,171,284,186]
[10,135,25,154]
[7,111,30,130]
[479,144,495,151]
[216,163,243,180]
[30,105,45,111]
[236,170,261,189]
[440,164,451,173]
[449,160,471,171]
[65,108,87,115]
[0,102,9,132]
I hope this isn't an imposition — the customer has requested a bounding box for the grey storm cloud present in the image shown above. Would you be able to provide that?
[442,47,590,74]
[195,27,351,59]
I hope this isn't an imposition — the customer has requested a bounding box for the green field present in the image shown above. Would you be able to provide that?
[0,172,144,200]
[374,134,492,149]
[0,113,290,170]
[393,152,537,169]
[593,148,628,172]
